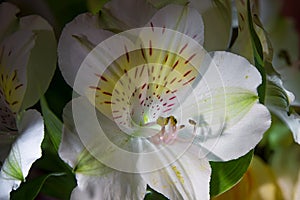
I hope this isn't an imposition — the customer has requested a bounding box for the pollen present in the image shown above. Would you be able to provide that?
[0,68,24,112]
[171,165,184,184]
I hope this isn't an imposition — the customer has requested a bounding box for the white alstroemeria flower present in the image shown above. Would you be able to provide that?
[232,0,300,144]
[259,0,300,144]
[265,75,300,144]
[258,0,300,144]
[58,4,270,200]
[0,2,56,199]
[258,0,300,107]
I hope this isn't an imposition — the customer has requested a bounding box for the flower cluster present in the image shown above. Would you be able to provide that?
[0,0,299,199]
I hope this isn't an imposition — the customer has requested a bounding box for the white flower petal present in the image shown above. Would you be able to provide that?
[265,75,300,144]
[0,30,35,112]
[141,152,211,200]
[274,62,300,107]
[271,109,300,144]
[66,97,144,172]
[0,2,19,41]
[146,4,204,45]
[17,15,57,110]
[102,0,157,29]
[71,172,147,200]
[177,51,263,125]
[201,103,270,161]
[59,99,108,173]
[59,100,147,200]
[59,124,84,169]
[200,52,270,161]
[208,51,262,92]
[0,109,44,199]
[175,52,271,161]
[58,13,114,88]
[59,100,113,174]
[19,15,53,31]
[72,32,136,100]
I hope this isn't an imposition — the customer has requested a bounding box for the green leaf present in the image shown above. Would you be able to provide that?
[231,0,266,103]
[34,136,76,199]
[144,187,168,200]
[10,173,65,200]
[40,172,76,200]
[40,96,63,152]
[210,150,253,197]
[245,0,266,104]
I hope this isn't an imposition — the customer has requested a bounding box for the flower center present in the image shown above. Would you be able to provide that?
[109,63,183,137]
[0,66,23,133]
[88,47,200,142]
[150,116,185,144]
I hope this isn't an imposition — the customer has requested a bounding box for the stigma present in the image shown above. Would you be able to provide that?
[150,116,185,144]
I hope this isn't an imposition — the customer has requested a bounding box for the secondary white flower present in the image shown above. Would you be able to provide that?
[258,0,300,144]
[265,75,300,143]
[232,0,300,144]
[260,1,300,145]
[0,2,56,199]
[258,0,300,103]
[58,2,270,200]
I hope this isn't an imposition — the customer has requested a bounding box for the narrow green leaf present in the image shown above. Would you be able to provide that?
[246,0,266,104]
[145,187,168,200]
[10,173,65,200]
[40,96,63,152]
[210,150,253,197]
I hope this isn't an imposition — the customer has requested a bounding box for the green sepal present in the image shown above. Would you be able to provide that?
[40,96,63,152]
[210,150,253,197]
